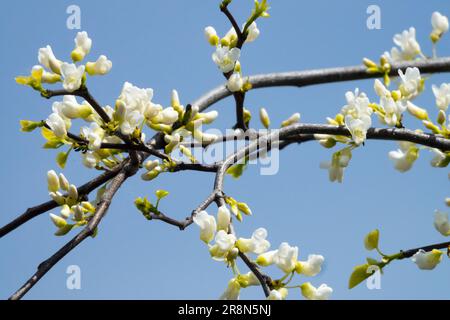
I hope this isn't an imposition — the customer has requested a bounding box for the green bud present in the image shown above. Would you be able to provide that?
[155,189,169,200]
[437,110,446,126]
[20,120,42,132]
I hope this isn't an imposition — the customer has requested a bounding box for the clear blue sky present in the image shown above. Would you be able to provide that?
[0,0,449,299]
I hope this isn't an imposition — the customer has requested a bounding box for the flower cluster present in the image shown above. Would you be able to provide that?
[47,170,97,236]
[205,1,268,93]
[192,199,331,300]
[17,32,220,174]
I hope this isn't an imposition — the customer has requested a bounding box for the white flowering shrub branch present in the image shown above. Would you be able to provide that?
[2,0,450,300]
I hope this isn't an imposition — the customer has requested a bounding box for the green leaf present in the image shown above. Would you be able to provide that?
[56,151,69,169]
[349,263,377,289]
[364,229,380,251]
[226,163,246,179]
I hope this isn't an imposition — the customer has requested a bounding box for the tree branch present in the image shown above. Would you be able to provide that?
[0,162,125,238]
[191,57,450,112]
[9,159,140,300]
[400,241,450,259]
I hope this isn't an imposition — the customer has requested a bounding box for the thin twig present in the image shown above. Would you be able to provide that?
[400,241,450,258]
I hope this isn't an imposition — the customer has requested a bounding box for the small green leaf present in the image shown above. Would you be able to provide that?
[56,151,69,169]
[364,229,380,251]
[226,163,246,179]
[349,263,371,289]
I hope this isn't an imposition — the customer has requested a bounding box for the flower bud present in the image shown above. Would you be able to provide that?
[20,120,42,132]
[47,170,60,192]
[259,108,270,129]
[281,113,301,127]
[60,204,71,219]
[437,110,446,126]
[49,213,67,228]
[407,102,429,120]
[68,184,78,202]
[204,26,219,46]
[59,173,70,191]
[217,205,231,231]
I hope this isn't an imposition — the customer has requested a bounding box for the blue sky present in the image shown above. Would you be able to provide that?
[0,0,449,299]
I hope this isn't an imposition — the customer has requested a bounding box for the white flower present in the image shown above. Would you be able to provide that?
[217,206,231,231]
[295,254,324,277]
[209,230,236,260]
[60,95,92,119]
[257,242,298,273]
[379,96,406,127]
[388,141,419,172]
[119,109,144,135]
[374,79,391,98]
[204,26,219,46]
[152,107,179,125]
[71,31,92,62]
[267,288,288,300]
[342,89,371,113]
[300,282,333,300]
[236,228,270,254]
[38,45,62,74]
[81,122,104,150]
[389,27,421,61]
[47,170,60,192]
[345,115,371,145]
[245,22,260,43]
[193,210,217,243]
[320,148,352,183]
[119,82,154,115]
[432,83,450,111]
[212,45,240,73]
[60,63,85,92]
[273,243,299,273]
[82,151,99,168]
[430,148,448,167]
[434,210,450,236]
[46,112,67,138]
[227,72,243,92]
[411,249,443,270]
[431,12,449,37]
[86,55,112,75]
[398,67,422,99]
[219,278,241,300]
